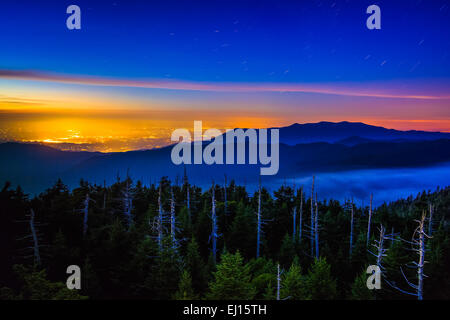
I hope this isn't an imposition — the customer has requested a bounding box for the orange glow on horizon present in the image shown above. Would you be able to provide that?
[1,108,449,153]
[1,78,449,152]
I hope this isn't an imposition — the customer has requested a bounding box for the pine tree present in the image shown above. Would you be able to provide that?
[154,237,182,299]
[185,237,208,294]
[350,270,375,300]
[280,258,308,300]
[174,270,197,300]
[206,251,255,300]
[10,264,87,300]
[306,257,337,300]
[262,281,276,300]
[279,233,296,268]
[229,201,255,259]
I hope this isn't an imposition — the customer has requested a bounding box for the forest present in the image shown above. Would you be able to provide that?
[0,172,449,300]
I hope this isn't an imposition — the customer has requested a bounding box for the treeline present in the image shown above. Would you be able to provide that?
[0,174,449,300]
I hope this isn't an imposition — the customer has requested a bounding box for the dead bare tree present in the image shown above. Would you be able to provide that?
[82,194,90,237]
[210,181,219,264]
[304,178,320,259]
[366,193,373,247]
[310,176,315,256]
[224,174,227,215]
[314,192,319,258]
[292,206,297,243]
[102,180,107,212]
[255,180,272,258]
[29,209,41,265]
[367,224,397,295]
[298,187,303,242]
[256,180,262,258]
[428,203,434,237]
[170,186,177,248]
[122,171,133,227]
[390,227,395,248]
[349,198,354,257]
[275,263,290,300]
[387,211,431,300]
[368,225,395,274]
[277,264,281,300]
[157,184,164,249]
[183,166,190,213]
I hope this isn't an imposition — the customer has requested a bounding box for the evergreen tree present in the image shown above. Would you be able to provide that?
[279,233,296,268]
[305,257,337,300]
[350,270,375,300]
[5,265,87,300]
[207,251,255,300]
[174,270,197,300]
[185,237,208,295]
[262,281,276,300]
[281,257,308,300]
[1,176,449,301]
[154,237,182,299]
[228,201,256,259]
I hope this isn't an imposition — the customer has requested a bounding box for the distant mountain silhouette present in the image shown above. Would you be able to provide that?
[1,122,450,194]
[0,142,101,193]
[277,121,450,145]
[335,136,375,146]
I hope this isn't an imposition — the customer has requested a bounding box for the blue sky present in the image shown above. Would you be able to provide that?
[0,0,449,82]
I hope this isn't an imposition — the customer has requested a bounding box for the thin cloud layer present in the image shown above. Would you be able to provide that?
[1,69,448,100]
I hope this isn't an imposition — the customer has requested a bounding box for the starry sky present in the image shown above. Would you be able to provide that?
[0,0,449,151]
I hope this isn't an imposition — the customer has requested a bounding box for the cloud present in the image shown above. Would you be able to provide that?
[1,69,448,100]
[0,94,47,106]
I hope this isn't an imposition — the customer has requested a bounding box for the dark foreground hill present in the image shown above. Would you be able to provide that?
[1,138,450,194]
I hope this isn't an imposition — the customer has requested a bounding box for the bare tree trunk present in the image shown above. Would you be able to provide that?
[170,187,176,248]
[349,198,354,257]
[369,224,390,295]
[417,213,426,300]
[186,184,190,213]
[224,174,227,215]
[428,204,433,237]
[184,167,190,212]
[366,193,373,247]
[376,225,386,268]
[103,180,106,211]
[211,182,218,264]
[276,264,281,301]
[29,209,41,265]
[386,212,430,300]
[123,177,133,226]
[314,192,319,259]
[311,176,315,256]
[292,206,297,243]
[83,194,89,237]
[298,187,303,242]
[390,227,395,247]
[256,181,262,258]
[157,185,163,249]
